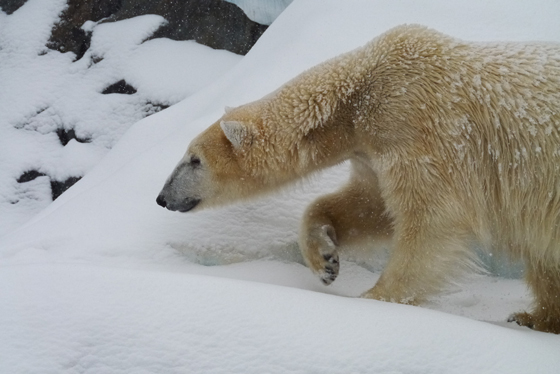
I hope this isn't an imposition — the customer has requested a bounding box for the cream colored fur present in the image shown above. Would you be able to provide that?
[159,25,560,333]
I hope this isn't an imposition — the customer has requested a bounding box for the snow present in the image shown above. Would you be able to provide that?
[1,0,560,372]
[2,264,559,374]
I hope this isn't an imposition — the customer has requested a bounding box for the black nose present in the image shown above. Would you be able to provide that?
[156,195,167,208]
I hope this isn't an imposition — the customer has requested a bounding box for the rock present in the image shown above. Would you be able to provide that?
[111,0,268,55]
[16,170,82,201]
[17,170,47,183]
[51,176,82,200]
[56,128,92,146]
[46,0,268,59]
[48,0,123,60]
[0,0,27,14]
[101,80,138,95]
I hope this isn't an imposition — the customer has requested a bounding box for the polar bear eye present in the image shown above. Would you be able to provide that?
[189,156,201,168]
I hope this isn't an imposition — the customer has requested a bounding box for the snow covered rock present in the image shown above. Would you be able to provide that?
[0,0,26,14]
[46,0,268,58]
[0,1,241,236]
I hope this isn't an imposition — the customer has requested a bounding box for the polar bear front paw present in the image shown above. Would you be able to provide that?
[320,252,340,285]
[301,224,340,285]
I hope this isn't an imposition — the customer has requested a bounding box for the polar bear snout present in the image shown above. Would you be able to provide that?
[156,193,200,212]
[157,155,207,213]
[173,197,201,212]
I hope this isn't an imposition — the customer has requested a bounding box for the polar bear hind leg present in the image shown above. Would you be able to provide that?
[509,261,560,334]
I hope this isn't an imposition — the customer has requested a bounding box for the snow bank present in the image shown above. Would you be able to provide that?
[1,264,559,374]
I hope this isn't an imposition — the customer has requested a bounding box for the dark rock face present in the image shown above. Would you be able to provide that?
[47,0,124,60]
[0,0,27,14]
[14,170,82,204]
[46,0,267,59]
[112,0,268,55]
[101,80,138,95]
[56,128,92,146]
[17,170,46,183]
[16,170,82,201]
[51,176,82,200]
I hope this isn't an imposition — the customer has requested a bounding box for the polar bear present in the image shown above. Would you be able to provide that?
[157,25,560,333]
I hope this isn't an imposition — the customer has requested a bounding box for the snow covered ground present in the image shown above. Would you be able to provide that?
[1,0,560,372]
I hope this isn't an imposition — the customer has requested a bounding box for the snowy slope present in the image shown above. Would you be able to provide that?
[1,0,560,372]
[1,264,559,374]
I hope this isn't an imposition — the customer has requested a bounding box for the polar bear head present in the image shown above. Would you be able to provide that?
[156,102,287,212]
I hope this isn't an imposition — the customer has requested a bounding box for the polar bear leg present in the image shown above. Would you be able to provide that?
[362,218,473,305]
[509,261,560,334]
[299,161,392,285]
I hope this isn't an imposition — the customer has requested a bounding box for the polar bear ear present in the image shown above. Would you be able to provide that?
[220,120,247,149]
[224,106,234,114]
